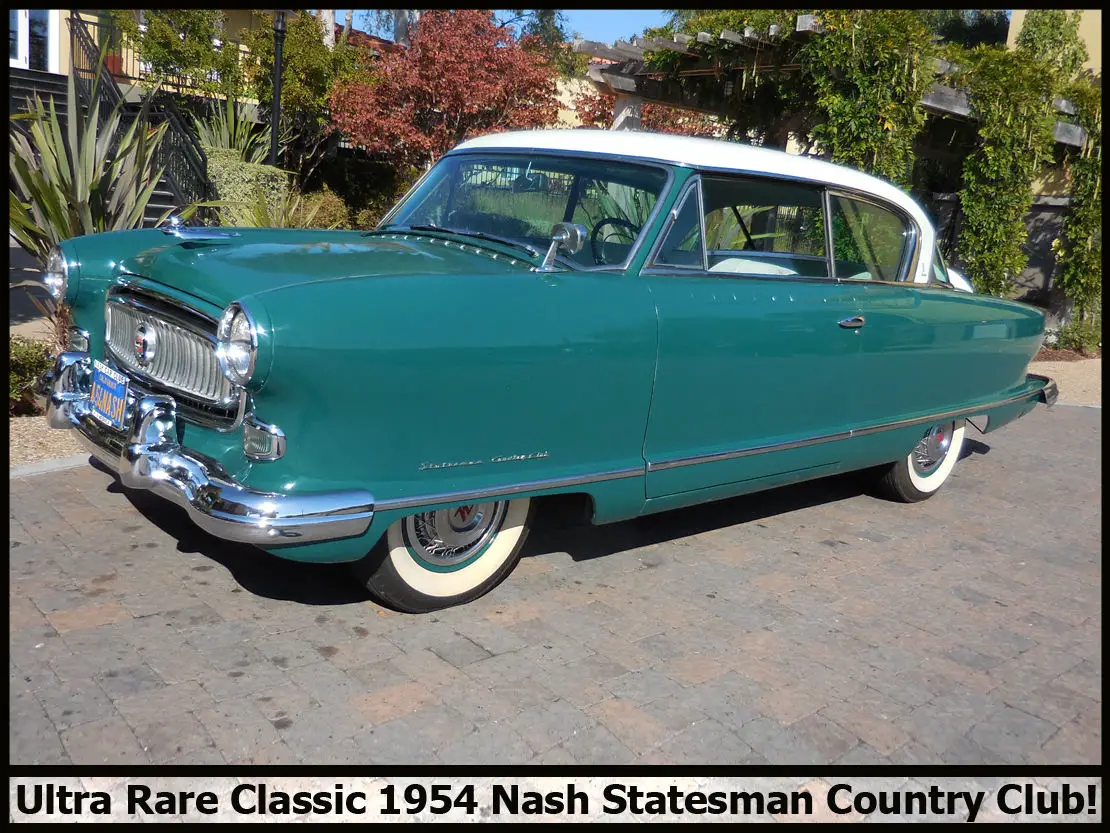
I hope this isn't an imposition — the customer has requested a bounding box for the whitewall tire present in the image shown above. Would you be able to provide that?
[875,420,966,503]
[352,497,533,613]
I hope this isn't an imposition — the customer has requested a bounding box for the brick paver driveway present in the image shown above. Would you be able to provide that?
[10,405,1100,765]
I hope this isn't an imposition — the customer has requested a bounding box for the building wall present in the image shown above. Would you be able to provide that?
[1007,9,1102,75]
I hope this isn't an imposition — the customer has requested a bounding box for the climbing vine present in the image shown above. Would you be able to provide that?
[1053,79,1102,320]
[801,10,936,187]
[656,11,935,185]
[945,44,1058,296]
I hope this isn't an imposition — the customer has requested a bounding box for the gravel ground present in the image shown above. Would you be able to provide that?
[9,359,1099,469]
[9,416,86,468]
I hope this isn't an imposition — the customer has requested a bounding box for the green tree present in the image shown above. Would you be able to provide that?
[109,10,243,97]
[241,11,367,183]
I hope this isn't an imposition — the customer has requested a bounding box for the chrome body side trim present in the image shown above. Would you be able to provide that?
[647,374,1056,473]
[36,352,373,545]
[376,467,642,513]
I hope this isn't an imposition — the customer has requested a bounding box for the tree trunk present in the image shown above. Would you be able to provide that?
[341,10,352,44]
[393,9,421,46]
[320,10,336,48]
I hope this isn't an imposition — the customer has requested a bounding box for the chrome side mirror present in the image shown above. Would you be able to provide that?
[538,222,587,271]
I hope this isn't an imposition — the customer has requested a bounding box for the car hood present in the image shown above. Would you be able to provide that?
[118,229,532,307]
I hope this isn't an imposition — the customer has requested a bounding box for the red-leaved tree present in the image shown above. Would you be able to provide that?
[573,87,721,137]
[330,9,559,169]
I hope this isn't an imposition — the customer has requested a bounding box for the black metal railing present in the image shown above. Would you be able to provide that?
[68,14,211,217]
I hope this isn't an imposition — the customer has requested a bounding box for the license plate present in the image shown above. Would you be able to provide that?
[89,360,130,431]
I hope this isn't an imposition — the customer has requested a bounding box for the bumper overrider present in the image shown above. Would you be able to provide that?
[36,352,374,546]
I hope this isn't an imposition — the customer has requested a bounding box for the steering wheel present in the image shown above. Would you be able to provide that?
[590,217,640,265]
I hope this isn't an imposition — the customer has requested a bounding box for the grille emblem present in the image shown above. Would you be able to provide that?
[134,324,157,366]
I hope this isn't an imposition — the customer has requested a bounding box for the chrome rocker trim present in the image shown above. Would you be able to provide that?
[647,372,1058,473]
[37,352,374,545]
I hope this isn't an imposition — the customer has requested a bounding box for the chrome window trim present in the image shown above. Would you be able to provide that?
[641,177,703,272]
[643,172,839,280]
[822,188,837,279]
[380,148,675,273]
[825,187,921,284]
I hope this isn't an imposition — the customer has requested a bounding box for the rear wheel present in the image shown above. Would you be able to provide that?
[352,497,533,613]
[874,420,965,503]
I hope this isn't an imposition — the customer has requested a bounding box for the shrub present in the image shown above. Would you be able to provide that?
[1056,318,1102,356]
[204,147,289,213]
[298,187,350,229]
[9,335,52,416]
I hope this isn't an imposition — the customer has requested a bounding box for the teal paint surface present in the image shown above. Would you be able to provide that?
[56,160,1051,565]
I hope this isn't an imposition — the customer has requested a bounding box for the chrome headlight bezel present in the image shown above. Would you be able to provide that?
[216,303,258,386]
[43,246,68,301]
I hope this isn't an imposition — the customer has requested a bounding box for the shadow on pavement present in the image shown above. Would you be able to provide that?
[88,447,1002,607]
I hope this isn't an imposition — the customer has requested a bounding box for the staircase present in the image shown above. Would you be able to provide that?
[9,68,69,124]
[66,14,211,227]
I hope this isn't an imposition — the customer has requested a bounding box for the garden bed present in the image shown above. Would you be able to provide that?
[1034,346,1102,362]
[10,415,86,469]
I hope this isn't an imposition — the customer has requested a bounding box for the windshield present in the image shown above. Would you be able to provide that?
[380,153,669,268]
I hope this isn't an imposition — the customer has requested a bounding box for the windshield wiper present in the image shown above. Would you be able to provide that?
[388,224,541,258]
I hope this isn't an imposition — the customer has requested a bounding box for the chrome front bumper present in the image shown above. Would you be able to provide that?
[36,352,375,546]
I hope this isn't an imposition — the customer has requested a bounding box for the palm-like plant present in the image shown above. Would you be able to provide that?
[191,98,279,164]
[180,187,342,230]
[9,70,168,264]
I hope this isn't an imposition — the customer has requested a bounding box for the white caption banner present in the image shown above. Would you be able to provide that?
[9,776,1102,823]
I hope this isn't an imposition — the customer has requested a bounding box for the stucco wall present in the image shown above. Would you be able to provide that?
[1008,9,1102,74]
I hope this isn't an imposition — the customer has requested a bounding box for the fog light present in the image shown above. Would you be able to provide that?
[243,418,285,461]
[67,327,90,352]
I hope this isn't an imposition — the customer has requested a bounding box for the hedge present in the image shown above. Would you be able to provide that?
[204,146,289,212]
[10,335,52,415]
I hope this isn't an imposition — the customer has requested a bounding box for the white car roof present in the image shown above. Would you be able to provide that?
[453,129,933,243]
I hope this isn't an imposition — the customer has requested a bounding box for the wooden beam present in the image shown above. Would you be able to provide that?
[572,38,639,64]
[598,69,639,93]
[696,31,714,44]
[768,24,781,38]
[611,40,646,60]
[674,32,692,45]
[922,83,971,118]
[719,29,744,45]
[1054,121,1086,147]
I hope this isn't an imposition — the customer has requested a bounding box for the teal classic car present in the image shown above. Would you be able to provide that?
[38,130,1056,612]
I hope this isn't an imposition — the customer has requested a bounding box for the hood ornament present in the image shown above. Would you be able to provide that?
[160,213,241,240]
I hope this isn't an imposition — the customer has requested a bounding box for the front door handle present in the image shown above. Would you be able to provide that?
[838,315,866,329]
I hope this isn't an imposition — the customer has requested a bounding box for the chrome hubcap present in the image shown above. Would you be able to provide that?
[403,501,506,567]
[912,421,955,474]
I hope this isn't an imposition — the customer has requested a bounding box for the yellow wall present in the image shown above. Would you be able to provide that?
[1008,9,1102,75]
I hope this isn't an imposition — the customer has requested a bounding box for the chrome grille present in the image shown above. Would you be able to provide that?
[105,296,234,404]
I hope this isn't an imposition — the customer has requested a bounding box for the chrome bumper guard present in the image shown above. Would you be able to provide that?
[1028,373,1058,407]
[36,353,374,545]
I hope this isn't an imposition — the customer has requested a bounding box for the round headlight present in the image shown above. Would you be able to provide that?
[43,246,68,301]
[216,303,257,385]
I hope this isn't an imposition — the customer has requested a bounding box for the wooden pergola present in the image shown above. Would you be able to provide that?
[573,14,1086,146]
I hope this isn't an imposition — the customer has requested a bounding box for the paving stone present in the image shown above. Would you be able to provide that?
[59,715,149,764]
[8,406,1100,766]
[656,718,753,764]
[437,721,534,765]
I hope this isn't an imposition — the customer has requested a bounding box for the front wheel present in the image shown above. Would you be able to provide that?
[352,497,533,613]
[874,420,966,503]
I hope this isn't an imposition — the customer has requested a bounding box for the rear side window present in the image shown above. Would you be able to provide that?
[829,195,911,281]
